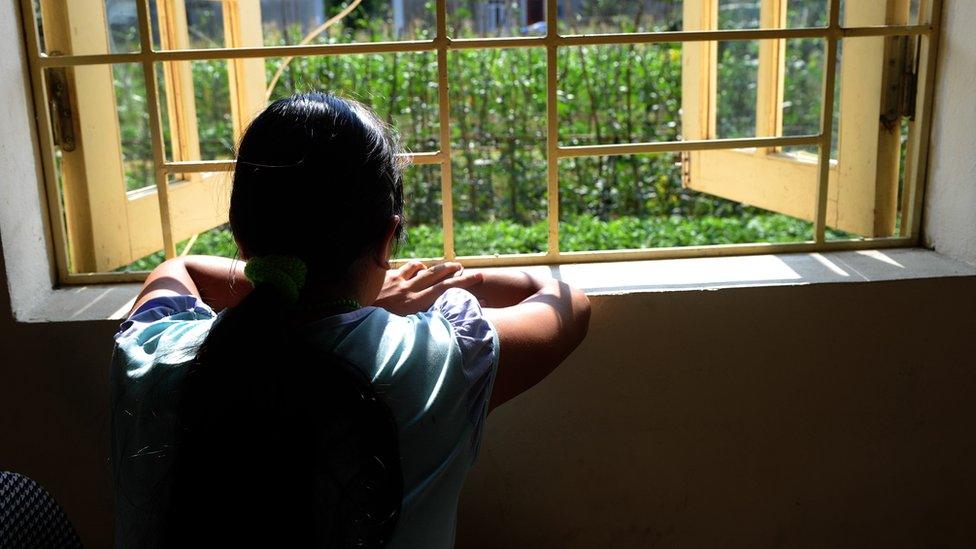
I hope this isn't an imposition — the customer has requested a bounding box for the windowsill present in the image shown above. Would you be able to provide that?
[15,248,976,323]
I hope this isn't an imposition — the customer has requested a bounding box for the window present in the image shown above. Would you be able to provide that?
[20,0,942,284]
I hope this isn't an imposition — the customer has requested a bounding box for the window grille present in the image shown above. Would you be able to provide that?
[18,0,943,284]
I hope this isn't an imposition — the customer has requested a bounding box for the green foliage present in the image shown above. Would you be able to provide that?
[122,211,835,272]
[193,60,235,160]
[122,227,240,272]
[116,0,841,270]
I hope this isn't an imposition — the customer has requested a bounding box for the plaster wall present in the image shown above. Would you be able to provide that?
[0,0,55,316]
[456,279,976,548]
[924,0,976,266]
[1,1,976,547]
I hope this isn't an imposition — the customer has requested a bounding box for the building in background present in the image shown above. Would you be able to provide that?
[261,0,326,35]
[102,0,687,48]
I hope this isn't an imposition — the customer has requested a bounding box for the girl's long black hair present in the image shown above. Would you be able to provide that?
[163,93,406,547]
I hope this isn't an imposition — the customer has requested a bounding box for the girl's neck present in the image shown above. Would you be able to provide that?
[289,276,369,323]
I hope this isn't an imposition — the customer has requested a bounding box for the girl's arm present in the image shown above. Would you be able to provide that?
[128,256,251,317]
[475,271,591,412]
[462,270,544,308]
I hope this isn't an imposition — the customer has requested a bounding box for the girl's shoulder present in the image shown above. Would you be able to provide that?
[306,287,498,422]
[313,287,498,376]
[114,295,218,367]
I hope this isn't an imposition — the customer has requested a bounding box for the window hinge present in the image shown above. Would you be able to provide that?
[45,64,76,152]
[680,151,691,188]
[881,35,919,131]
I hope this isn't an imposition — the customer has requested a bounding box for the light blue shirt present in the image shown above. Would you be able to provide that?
[111,288,499,548]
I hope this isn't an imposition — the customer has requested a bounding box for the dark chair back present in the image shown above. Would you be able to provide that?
[0,471,82,548]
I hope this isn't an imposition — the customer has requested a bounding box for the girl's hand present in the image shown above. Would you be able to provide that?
[373,261,484,315]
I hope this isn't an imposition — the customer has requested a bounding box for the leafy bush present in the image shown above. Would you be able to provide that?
[123,211,844,272]
[115,0,837,270]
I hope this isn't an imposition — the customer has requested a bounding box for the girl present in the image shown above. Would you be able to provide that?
[111,92,590,548]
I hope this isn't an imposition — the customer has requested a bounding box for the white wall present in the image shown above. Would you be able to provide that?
[923,0,976,266]
[0,0,57,316]
[458,279,976,548]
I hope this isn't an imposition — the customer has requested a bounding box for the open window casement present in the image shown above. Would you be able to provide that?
[681,0,913,237]
[41,0,266,273]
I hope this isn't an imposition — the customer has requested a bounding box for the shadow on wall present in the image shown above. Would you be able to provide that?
[456,273,976,548]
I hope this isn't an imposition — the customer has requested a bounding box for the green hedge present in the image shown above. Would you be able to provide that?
[113,1,841,271]
[122,212,848,271]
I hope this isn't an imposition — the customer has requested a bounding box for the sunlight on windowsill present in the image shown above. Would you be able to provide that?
[15,248,975,324]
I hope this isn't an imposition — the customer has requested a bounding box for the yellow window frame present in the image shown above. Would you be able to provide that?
[19,0,943,284]
[682,0,917,238]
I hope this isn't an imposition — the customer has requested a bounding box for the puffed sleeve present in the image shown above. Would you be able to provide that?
[428,288,500,433]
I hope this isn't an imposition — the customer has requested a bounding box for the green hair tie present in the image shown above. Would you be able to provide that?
[244,255,308,303]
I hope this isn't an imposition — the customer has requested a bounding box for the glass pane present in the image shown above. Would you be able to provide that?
[182,225,239,258]
[448,0,545,38]
[113,63,155,192]
[269,52,441,152]
[717,39,759,138]
[558,43,682,146]
[151,0,433,49]
[400,164,445,259]
[781,34,835,159]
[450,48,547,256]
[116,250,163,273]
[157,60,236,162]
[840,0,922,27]
[33,0,143,54]
[909,0,922,25]
[719,0,760,29]
[559,153,825,251]
[718,0,829,29]
[118,225,239,272]
[558,0,682,34]
[788,0,829,28]
[158,52,439,162]
[560,37,826,145]
[783,38,826,139]
[154,0,225,49]
[121,161,442,271]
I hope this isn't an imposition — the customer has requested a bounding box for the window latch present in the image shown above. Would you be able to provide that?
[45,63,76,152]
[881,36,919,131]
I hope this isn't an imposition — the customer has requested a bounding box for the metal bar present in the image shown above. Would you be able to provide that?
[63,236,915,281]
[558,24,931,47]
[164,160,236,174]
[907,0,944,242]
[34,25,935,69]
[813,0,841,244]
[163,151,442,174]
[404,151,444,165]
[558,135,820,158]
[435,0,455,260]
[545,0,560,258]
[160,145,824,194]
[840,24,931,37]
[37,52,143,68]
[63,271,159,284]
[449,36,547,50]
[449,236,915,268]
[155,40,437,61]
[158,40,435,62]
[135,0,176,260]
[18,0,71,281]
